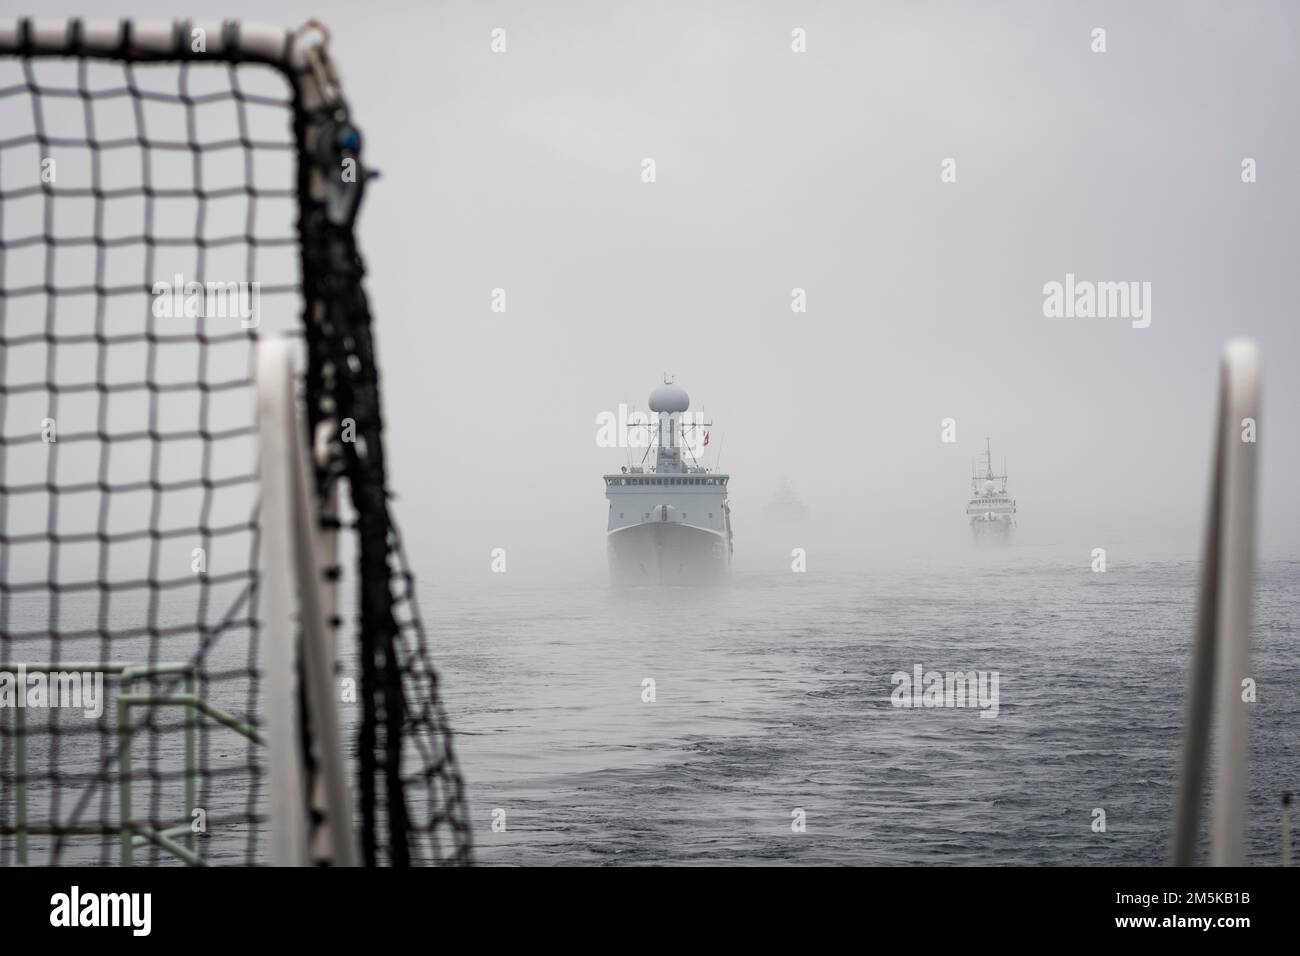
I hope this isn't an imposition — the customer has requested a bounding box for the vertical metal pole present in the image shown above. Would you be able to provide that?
[258,336,358,867]
[307,476,347,864]
[258,339,310,866]
[14,704,27,866]
[1170,391,1224,866]
[1283,793,1293,867]
[1170,339,1260,867]
[256,335,358,868]
[1209,340,1259,866]
[118,700,133,866]
[184,673,196,857]
[290,407,358,867]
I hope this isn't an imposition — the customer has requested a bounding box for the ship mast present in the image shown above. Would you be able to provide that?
[971,437,1010,495]
[648,374,691,474]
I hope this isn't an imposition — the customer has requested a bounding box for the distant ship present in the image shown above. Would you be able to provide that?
[604,380,733,585]
[966,438,1016,539]
[764,479,809,523]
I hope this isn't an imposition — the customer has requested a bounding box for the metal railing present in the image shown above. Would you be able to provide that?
[7,661,264,867]
[1171,339,1262,866]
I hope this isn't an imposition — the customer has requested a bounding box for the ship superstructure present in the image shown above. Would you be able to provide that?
[764,479,809,523]
[603,380,732,585]
[966,438,1016,539]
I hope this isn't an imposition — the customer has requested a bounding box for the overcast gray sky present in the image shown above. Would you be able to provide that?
[14,0,1298,580]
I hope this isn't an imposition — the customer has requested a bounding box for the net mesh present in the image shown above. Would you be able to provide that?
[0,22,471,866]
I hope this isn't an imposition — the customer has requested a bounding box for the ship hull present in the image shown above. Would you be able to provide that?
[970,517,1014,541]
[607,521,730,586]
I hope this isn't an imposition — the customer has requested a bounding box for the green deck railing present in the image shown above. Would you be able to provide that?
[6,662,264,866]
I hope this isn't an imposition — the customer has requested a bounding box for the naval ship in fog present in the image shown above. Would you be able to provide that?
[604,380,733,585]
[966,438,1016,539]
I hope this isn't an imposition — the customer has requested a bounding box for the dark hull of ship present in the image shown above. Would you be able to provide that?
[607,521,730,586]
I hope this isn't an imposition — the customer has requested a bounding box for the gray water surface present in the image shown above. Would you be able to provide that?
[431,555,1298,865]
[4,554,1296,865]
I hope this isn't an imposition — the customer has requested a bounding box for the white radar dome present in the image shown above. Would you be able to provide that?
[648,382,690,413]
